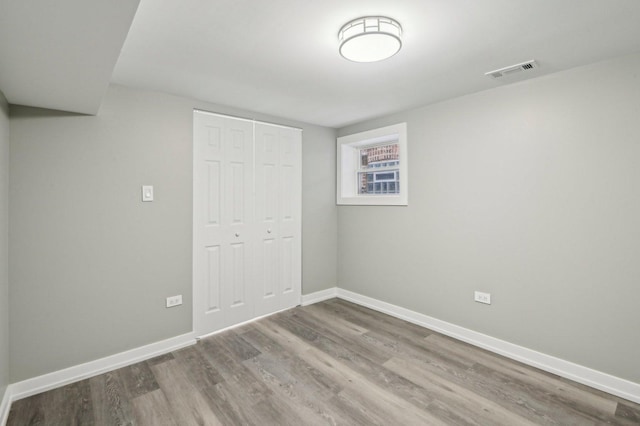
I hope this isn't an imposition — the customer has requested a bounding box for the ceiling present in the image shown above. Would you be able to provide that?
[2,1,640,128]
[0,0,140,115]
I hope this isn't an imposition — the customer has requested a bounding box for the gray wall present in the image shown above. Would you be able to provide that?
[337,52,640,384]
[0,91,9,400]
[9,84,337,382]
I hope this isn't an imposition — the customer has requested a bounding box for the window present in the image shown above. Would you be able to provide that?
[357,143,400,195]
[337,123,407,205]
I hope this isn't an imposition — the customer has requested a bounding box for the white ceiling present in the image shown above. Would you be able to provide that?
[3,1,640,128]
[0,0,140,114]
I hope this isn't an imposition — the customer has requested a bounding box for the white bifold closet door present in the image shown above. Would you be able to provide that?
[254,123,302,317]
[193,111,301,337]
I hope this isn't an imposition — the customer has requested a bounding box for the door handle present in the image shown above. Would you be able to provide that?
[235,233,240,237]
[267,229,272,234]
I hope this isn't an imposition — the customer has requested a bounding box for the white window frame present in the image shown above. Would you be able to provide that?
[337,122,408,205]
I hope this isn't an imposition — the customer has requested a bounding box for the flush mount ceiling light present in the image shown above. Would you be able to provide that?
[339,16,402,63]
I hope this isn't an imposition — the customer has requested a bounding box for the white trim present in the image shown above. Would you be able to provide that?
[1,385,11,426]
[334,288,640,405]
[301,288,338,306]
[193,108,303,131]
[196,305,296,340]
[9,332,196,403]
[337,122,408,206]
[3,287,638,423]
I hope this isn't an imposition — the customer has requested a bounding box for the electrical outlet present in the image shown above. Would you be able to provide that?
[166,295,182,308]
[474,291,491,305]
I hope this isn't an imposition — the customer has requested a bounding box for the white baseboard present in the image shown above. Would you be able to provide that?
[0,385,11,426]
[301,287,338,306]
[196,304,298,340]
[313,287,640,405]
[8,332,196,406]
[4,287,639,424]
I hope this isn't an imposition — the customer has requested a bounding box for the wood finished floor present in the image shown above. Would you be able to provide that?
[7,298,640,425]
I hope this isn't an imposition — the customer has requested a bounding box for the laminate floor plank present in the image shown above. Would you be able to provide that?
[285,308,392,365]
[7,298,640,425]
[43,379,94,426]
[240,326,343,399]
[336,384,448,426]
[424,332,621,423]
[383,356,538,426]
[242,354,349,426]
[427,332,619,416]
[383,340,574,425]
[6,391,46,425]
[88,370,135,426]
[171,345,224,391]
[467,362,623,425]
[197,334,275,402]
[616,402,640,424]
[319,303,477,372]
[317,301,477,372]
[217,330,262,361]
[115,360,160,400]
[256,318,445,425]
[239,327,371,425]
[230,328,341,425]
[198,381,261,426]
[150,359,222,426]
[328,298,433,338]
[196,329,305,425]
[361,326,477,372]
[302,303,370,336]
[257,315,434,415]
[145,352,175,367]
[131,389,177,426]
[270,314,442,416]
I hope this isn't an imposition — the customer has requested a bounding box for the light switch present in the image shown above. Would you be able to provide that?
[142,185,154,202]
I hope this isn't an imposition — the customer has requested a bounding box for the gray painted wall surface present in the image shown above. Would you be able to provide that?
[337,53,640,384]
[0,91,9,400]
[9,85,337,382]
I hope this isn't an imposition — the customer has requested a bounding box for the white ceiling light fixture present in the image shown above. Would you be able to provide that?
[339,16,402,63]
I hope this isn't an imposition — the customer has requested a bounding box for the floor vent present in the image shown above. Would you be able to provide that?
[485,60,538,79]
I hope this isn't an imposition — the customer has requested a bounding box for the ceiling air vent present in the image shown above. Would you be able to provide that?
[485,60,538,79]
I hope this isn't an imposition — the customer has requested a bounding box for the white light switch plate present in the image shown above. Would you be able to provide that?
[142,185,154,202]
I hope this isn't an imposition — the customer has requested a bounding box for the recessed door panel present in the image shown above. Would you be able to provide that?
[281,237,294,294]
[206,125,222,154]
[206,161,221,226]
[281,165,294,222]
[230,162,245,224]
[261,239,276,298]
[230,243,246,306]
[206,245,221,312]
[262,164,276,222]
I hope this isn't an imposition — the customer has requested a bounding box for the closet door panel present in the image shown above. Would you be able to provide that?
[220,118,255,328]
[194,112,254,335]
[254,123,301,316]
[254,124,281,311]
[277,127,302,307]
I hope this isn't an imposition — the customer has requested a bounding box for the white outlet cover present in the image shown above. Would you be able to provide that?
[474,291,491,305]
[166,294,182,308]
